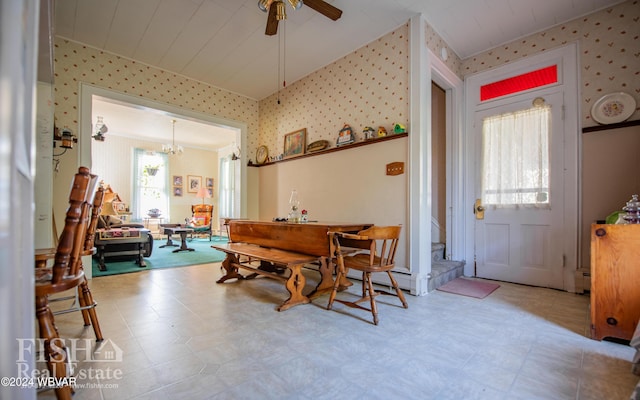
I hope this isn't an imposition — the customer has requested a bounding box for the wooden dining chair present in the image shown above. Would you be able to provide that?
[35,167,98,399]
[327,225,408,325]
[40,186,105,341]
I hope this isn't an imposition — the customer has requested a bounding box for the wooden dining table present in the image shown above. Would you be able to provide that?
[226,219,372,298]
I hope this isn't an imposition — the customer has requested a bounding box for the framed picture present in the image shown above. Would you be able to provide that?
[173,186,183,197]
[206,177,214,188]
[283,128,307,159]
[173,175,183,186]
[207,188,213,197]
[187,175,202,193]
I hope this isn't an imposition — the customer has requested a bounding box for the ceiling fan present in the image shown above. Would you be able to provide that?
[258,0,343,36]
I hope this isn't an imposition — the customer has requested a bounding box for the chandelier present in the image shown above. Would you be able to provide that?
[162,119,183,156]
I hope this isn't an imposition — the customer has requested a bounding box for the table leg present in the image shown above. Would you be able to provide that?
[172,232,195,253]
[159,232,178,248]
[216,253,245,283]
[308,256,351,299]
[97,246,107,271]
[278,264,311,311]
[137,242,147,268]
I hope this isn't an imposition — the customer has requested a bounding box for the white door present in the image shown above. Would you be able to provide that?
[474,91,564,288]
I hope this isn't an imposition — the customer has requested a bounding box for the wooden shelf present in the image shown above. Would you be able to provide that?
[249,133,408,167]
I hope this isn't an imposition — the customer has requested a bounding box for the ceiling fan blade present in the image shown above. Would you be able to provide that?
[265,4,279,35]
[304,0,342,21]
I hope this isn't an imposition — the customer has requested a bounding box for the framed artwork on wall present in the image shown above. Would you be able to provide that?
[206,177,214,188]
[173,187,183,197]
[283,128,306,159]
[173,175,183,186]
[187,175,202,193]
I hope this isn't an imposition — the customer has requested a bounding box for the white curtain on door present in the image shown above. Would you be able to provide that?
[481,104,551,208]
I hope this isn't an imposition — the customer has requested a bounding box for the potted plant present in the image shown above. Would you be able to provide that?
[147,208,161,218]
[144,164,160,176]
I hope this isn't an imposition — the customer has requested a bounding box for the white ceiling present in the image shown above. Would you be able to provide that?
[56,0,623,147]
[92,96,238,151]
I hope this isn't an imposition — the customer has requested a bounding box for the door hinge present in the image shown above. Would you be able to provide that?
[562,254,566,267]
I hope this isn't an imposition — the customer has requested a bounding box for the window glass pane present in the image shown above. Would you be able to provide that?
[133,149,169,219]
[481,105,550,207]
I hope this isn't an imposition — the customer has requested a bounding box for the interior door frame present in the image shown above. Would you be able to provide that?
[78,83,248,278]
[463,43,580,291]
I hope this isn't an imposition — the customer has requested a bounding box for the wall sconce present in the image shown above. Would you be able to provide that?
[92,116,108,141]
[60,129,76,149]
[53,126,77,150]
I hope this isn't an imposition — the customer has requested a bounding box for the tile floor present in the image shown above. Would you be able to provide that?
[37,263,638,400]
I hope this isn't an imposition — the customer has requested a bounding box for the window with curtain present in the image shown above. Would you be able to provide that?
[219,155,235,218]
[132,149,170,220]
[481,104,551,208]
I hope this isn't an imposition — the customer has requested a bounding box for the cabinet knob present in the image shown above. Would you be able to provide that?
[595,228,607,237]
[606,317,617,326]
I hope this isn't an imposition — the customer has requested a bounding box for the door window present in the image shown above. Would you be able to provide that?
[481,104,551,208]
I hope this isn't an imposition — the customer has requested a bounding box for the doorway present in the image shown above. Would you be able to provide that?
[463,44,580,290]
[79,83,248,220]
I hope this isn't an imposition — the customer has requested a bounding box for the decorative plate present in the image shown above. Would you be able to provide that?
[256,145,268,165]
[307,140,329,153]
[590,92,636,125]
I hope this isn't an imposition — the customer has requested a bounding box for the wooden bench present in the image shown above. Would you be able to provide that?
[212,220,372,311]
[212,242,319,311]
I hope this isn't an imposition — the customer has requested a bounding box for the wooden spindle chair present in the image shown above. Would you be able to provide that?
[327,225,408,325]
[34,167,98,399]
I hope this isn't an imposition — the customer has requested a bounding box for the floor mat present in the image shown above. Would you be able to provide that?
[436,277,500,299]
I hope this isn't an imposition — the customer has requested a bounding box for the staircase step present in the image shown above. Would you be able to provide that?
[428,242,465,291]
[431,242,445,262]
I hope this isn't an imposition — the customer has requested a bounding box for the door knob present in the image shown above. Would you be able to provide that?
[474,199,485,220]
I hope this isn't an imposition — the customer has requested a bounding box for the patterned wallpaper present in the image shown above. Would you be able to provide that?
[257,24,410,161]
[53,38,259,149]
[461,0,639,127]
[53,20,460,165]
[425,22,462,77]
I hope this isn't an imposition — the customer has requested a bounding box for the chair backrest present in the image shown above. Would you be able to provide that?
[83,186,105,254]
[335,225,402,269]
[51,167,98,284]
[360,225,401,267]
[191,204,213,227]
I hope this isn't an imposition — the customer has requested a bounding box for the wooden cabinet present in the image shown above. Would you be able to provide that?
[590,224,640,341]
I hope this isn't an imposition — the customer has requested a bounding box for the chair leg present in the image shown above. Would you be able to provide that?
[35,296,73,400]
[76,286,91,326]
[387,271,408,308]
[80,277,104,341]
[365,272,379,325]
[327,267,343,310]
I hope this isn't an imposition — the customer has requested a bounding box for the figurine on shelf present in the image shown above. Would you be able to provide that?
[377,126,387,137]
[363,126,376,140]
[393,123,407,134]
[337,124,355,146]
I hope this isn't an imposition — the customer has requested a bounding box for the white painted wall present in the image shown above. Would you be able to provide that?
[0,0,38,399]
[258,137,409,271]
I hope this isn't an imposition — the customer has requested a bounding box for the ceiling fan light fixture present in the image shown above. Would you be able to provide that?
[287,0,303,10]
[257,0,271,12]
[275,0,286,20]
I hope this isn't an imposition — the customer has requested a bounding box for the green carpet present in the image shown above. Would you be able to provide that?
[92,236,228,277]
